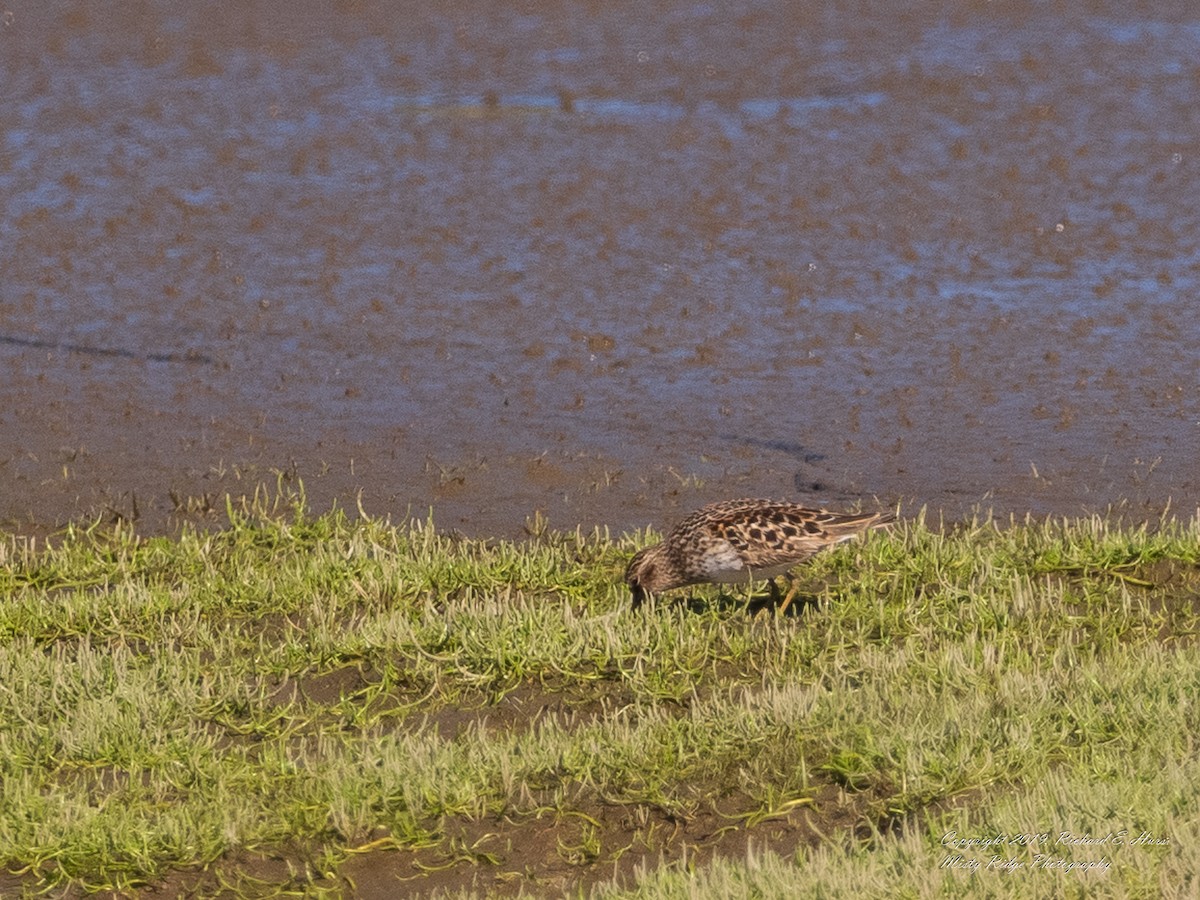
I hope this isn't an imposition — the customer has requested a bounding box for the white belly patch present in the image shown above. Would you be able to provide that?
[689,542,790,585]
[694,540,747,583]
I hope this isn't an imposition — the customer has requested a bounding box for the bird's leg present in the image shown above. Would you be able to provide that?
[777,577,801,615]
[767,578,783,605]
[746,577,782,617]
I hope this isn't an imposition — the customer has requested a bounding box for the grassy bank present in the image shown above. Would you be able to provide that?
[1,491,1198,898]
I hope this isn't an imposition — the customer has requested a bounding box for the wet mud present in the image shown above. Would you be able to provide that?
[3,1,1199,541]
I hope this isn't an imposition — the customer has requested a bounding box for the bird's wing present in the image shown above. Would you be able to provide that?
[711,503,888,570]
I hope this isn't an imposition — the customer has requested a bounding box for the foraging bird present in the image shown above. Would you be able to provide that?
[625,499,894,611]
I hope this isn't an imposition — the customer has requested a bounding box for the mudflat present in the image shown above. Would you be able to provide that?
[3,1,1197,537]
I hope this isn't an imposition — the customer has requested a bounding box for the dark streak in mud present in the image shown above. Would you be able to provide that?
[0,333,214,366]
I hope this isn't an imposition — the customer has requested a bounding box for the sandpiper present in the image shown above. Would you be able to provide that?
[625,499,894,611]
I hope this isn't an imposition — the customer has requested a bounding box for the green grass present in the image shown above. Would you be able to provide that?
[0,489,1198,897]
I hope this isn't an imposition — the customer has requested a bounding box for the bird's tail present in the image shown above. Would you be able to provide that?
[824,509,896,540]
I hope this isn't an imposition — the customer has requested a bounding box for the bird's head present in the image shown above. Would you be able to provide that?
[624,544,676,608]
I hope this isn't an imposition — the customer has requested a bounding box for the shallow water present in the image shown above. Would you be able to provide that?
[3,2,1199,535]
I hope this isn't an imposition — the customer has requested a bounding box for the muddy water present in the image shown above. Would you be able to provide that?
[3,2,1199,536]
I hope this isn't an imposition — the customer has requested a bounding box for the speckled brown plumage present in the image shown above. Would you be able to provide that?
[625,499,894,610]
